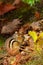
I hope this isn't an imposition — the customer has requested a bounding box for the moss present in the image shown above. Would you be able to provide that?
[0,35,5,47]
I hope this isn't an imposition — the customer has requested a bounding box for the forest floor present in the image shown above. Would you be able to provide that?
[0,2,43,65]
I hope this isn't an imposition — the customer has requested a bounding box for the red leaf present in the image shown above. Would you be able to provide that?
[0,3,16,15]
[35,11,40,19]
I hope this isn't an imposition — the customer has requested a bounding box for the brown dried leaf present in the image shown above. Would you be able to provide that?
[1,19,21,34]
[19,23,30,34]
[0,3,16,15]
[35,11,40,20]
[13,0,21,5]
[30,19,43,31]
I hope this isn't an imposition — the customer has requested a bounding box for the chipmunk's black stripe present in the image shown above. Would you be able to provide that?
[9,38,15,48]
[12,40,15,48]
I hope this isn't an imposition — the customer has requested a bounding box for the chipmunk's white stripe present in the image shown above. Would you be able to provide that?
[10,39,15,49]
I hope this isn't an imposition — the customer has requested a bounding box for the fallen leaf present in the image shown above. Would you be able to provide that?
[38,32,43,39]
[35,11,40,20]
[19,23,30,34]
[30,19,43,31]
[28,31,37,42]
[0,3,16,15]
[13,0,21,5]
[1,19,21,34]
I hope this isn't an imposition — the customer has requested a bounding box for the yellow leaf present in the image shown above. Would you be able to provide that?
[36,45,42,53]
[28,31,37,42]
[37,38,43,49]
[37,32,43,48]
[38,32,43,39]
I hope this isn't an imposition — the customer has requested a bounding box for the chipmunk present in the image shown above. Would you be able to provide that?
[5,32,24,56]
[5,31,34,56]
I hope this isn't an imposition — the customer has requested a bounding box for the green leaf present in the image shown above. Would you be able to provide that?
[22,0,40,6]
